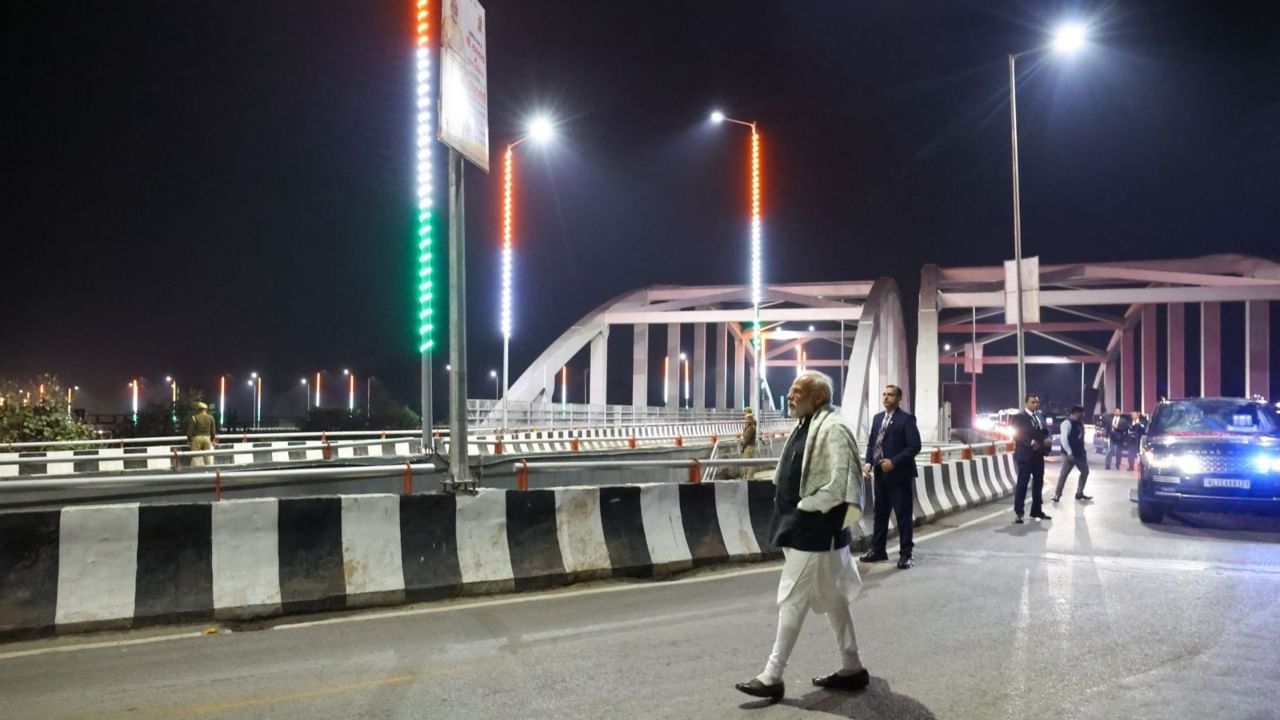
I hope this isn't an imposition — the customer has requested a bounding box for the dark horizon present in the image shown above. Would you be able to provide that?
[3,1,1278,418]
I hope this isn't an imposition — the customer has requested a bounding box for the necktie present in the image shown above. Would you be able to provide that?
[874,411,892,463]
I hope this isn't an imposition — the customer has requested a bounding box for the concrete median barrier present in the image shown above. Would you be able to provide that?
[0,452,1015,641]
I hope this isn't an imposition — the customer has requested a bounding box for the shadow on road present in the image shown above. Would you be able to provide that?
[738,676,937,718]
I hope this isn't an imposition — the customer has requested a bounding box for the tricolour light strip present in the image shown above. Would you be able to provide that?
[415,0,435,352]
[501,146,514,338]
[749,127,762,314]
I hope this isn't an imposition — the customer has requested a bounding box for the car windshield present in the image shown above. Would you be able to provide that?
[1150,400,1280,436]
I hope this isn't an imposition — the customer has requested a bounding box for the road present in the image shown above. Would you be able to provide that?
[2,465,1278,719]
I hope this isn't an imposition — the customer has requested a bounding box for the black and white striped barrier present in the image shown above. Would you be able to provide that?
[0,454,1015,641]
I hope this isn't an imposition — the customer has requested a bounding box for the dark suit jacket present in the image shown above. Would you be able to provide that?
[865,408,922,479]
[1011,410,1049,463]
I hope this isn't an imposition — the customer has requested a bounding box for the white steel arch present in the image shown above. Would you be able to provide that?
[503,279,909,430]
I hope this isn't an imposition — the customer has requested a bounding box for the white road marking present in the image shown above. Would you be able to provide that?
[0,630,221,662]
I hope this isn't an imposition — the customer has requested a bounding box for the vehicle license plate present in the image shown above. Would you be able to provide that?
[1203,478,1250,489]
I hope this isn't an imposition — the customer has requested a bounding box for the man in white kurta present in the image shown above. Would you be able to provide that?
[735,371,870,701]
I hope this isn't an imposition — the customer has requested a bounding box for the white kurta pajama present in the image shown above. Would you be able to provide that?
[760,406,866,684]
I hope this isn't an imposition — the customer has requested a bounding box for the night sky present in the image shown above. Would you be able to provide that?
[3,1,1278,418]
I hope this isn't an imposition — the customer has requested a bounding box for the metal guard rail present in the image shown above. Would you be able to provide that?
[0,463,439,500]
[0,436,424,470]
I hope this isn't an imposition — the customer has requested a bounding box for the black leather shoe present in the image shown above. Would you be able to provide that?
[859,550,889,563]
[1075,494,1093,501]
[896,556,914,570]
[813,668,870,691]
[735,678,784,700]
[1014,515,1025,524]
[1051,495,1061,503]
[1030,512,1052,520]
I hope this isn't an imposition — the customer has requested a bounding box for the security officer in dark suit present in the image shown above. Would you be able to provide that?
[1103,407,1130,470]
[1010,393,1051,524]
[1125,411,1147,471]
[859,384,922,569]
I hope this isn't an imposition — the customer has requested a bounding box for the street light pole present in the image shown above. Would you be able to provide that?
[1007,21,1090,407]
[710,111,764,419]
[1009,51,1028,407]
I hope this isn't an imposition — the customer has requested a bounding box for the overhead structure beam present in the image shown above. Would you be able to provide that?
[604,307,863,325]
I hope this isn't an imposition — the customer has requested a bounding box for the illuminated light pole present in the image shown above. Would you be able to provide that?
[250,373,262,429]
[710,110,765,417]
[219,375,227,426]
[499,116,556,433]
[796,345,803,378]
[343,369,354,415]
[366,376,373,416]
[1009,21,1089,404]
[561,366,568,415]
[130,379,139,423]
[413,0,437,448]
[301,378,310,412]
[680,352,690,409]
[315,371,322,407]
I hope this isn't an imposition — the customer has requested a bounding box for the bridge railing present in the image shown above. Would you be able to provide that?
[468,399,780,428]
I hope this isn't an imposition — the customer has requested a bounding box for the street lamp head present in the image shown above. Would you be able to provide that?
[343,369,350,375]
[489,369,497,378]
[528,116,554,143]
[944,343,952,351]
[165,376,173,382]
[1052,22,1087,54]
[709,110,725,124]
[679,352,687,360]
[808,325,815,332]
[300,378,307,385]
[250,372,258,379]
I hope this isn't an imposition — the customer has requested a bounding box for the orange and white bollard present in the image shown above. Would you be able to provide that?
[962,446,973,460]
[517,459,530,491]
[402,461,413,495]
[629,434,637,449]
[929,448,943,464]
[571,436,580,452]
[494,435,504,456]
[688,458,701,484]
[213,468,222,502]
[322,432,332,460]
[675,435,684,448]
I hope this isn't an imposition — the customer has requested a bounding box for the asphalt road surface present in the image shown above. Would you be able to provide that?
[2,466,1278,719]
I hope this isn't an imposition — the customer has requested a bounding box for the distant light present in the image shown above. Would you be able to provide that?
[300,378,308,385]
[529,116,554,143]
[251,372,258,379]
[489,369,497,378]
[1052,22,1087,54]
[679,352,687,360]
[709,110,725,124]
[165,375,173,382]
[445,364,452,372]
[808,325,815,332]
[944,343,952,351]
[343,369,350,375]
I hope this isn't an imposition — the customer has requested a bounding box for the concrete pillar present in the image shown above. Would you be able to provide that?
[1246,301,1271,399]
[750,331,761,413]
[666,323,680,408]
[1201,302,1221,397]
[692,323,707,409]
[914,305,940,440]
[1167,304,1185,400]
[714,323,728,409]
[748,362,758,414]
[1141,305,1158,414]
[734,335,745,410]
[1121,325,1136,413]
[632,324,648,407]
[1104,356,1118,413]
[589,329,608,407]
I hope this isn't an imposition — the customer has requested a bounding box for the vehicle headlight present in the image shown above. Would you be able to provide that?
[1251,455,1280,473]
[1144,451,1203,475]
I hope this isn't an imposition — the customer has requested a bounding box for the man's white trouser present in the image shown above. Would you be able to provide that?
[762,546,863,683]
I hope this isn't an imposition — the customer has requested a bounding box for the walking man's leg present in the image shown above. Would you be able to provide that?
[1075,457,1091,498]
[1054,458,1073,500]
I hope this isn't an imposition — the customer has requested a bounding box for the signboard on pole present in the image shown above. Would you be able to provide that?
[1003,256,1041,324]
[964,342,984,374]
[440,0,489,172]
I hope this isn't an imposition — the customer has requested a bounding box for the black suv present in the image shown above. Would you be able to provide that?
[1137,398,1280,524]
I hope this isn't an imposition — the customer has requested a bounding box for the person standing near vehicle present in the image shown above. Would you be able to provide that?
[1104,407,1130,470]
[1052,406,1092,502]
[1126,411,1147,471]
[1011,394,1051,523]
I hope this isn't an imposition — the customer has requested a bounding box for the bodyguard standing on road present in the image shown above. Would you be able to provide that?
[1125,411,1147,471]
[735,371,869,701]
[1104,407,1130,470]
[1011,394,1051,524]
[859,385,922,569]
[741,408,758,459]
[186,401,218,467]
[1052,405,1092,502]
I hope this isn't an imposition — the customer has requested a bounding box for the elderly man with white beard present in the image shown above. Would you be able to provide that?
[734,371,870,701]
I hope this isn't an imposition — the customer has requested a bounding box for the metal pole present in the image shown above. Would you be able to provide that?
[447,149,472,489]
[1080,362,1086,406]
[838,319,845,403]
[366,377,372,416]
[422,352,433,452]
[502,335,509,433]
[971,306,978,427]
[1010,52,1027,406]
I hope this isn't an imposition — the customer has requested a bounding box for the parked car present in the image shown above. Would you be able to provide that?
[1136,398,1280,524]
